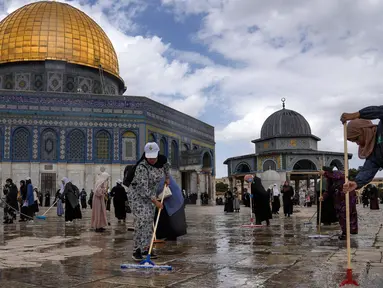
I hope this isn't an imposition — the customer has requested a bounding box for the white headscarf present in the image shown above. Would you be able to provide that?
[272,184,280,196]
[116,179,122,185]
[95,172,110,191]
[59,183,65,194]
[62,177,70,186]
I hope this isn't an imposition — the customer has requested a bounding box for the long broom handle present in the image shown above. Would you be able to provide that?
[0,198,33,219]
[318,158,323,234]
[148,188,166,256]
[343,123,352,269]
[41,198,59,216]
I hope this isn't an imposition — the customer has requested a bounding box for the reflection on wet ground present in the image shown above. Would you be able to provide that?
[0,205,382,287]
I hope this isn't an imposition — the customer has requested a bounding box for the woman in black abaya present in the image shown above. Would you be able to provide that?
[111,179,128,222]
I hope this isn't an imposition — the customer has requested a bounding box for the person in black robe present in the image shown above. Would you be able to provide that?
[39,191,43,207]
[316,167,338,225]
[362,187,370,208]
[251,175,272,226]
[60,177,82,223]
[88,190,94,209]
[80,189,87,209]
[224,190,234,213]
[44,191,51,207]
[366,184,380,210]
[281,181,294,217]
[111,180,127,222]
[3,179,19,223]
[271,184,281,215]
[19,180,29,222]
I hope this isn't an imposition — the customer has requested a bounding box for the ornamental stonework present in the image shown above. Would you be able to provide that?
[3,126,11,159]
[113,129,119,161]
[60,129,66,160]
[87,128,93,161]
[32,128,39,159]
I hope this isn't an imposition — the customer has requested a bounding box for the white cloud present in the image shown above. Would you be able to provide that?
[162,0,383,176]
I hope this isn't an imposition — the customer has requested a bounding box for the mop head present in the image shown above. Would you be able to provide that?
[36,215,47,220]
[308,234,333,239]
[241,224,264,228]
[121,256,172,271]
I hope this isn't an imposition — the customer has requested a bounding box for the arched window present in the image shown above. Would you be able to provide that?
[181,144,189,151]
[203,152,212,169]
[148,133,156,143]
[0,129,3,160]
[67,129,85,162]
[40,129,58,161]
[122,131,137,161]
[12,127,30,161]
[170,140,178,167]
[263,160,277,171]
[96,130,111,161]
[160,137,167,156]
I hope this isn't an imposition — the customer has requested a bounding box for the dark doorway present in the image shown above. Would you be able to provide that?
[41,173,57,198]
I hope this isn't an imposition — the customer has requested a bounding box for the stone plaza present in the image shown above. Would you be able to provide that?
[0,205,382,288]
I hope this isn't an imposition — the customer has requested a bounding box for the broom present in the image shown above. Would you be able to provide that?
[36,198,59,220]
[120,186,172,271]
[340,123,359,286]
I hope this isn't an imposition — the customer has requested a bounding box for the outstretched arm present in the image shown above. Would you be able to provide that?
[355,159,380,189]
[359,106,383,121]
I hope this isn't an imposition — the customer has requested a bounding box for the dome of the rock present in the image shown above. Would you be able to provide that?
[0,1,120,79]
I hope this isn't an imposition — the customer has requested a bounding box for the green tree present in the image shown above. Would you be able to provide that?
[216,182,229,192]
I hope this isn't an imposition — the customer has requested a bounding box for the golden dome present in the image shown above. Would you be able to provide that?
[0,1,120,79]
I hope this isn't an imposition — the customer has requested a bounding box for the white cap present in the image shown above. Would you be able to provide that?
[116,179,122,184]
[144,142,160,159]
[26,177,31,181]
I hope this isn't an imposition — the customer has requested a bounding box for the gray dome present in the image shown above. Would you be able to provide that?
[260,108,312,139]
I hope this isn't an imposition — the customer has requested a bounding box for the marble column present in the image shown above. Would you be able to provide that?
[196,169,201,205]
[295,179,300,192]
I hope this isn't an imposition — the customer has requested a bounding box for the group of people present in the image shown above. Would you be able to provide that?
[2,177,38,223]
[268,182,295,217]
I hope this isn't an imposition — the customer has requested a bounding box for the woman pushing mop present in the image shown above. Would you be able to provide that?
[127,142,170,262]
[341,106,383,191]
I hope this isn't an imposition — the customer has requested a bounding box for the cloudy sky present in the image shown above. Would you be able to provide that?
[1,0,383,178]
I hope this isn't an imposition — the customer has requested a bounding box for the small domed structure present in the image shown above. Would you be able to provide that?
[261,109,312,139]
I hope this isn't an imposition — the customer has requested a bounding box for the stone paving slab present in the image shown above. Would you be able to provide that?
[0,205,382,287]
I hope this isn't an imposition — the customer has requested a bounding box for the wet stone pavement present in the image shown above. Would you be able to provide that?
[0,205,382,288]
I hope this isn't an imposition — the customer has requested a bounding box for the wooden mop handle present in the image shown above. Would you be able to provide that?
[343,123,352,269]
[42,198,59,216]
[318,171,323,234]
[148,186,167,255]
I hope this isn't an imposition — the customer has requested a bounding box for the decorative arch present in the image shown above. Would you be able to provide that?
[263,159,277,171]
[40,128,58,161]
[329,158,344,170]
[170,140,179,168]
[181,143,189,151]
[235,162,251,173]
[0,129,3,160]
[122,131,137,161]
[292,159,317,171]
[12,127,30,161]
[148,133,156,143]
[159,137,168,156]
[67,129,86,162]
[202,152,212,169]
[95,130,112,162]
